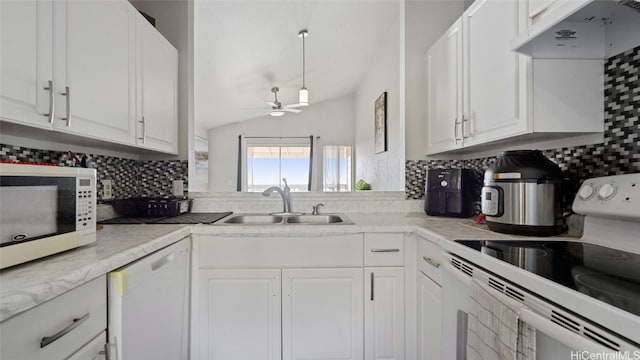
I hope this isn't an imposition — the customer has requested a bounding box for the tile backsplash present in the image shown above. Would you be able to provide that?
[407,45,640,200]
[0,144,188,201]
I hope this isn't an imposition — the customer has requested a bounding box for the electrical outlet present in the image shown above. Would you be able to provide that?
[172,180,184,197]
[102,180,113,200]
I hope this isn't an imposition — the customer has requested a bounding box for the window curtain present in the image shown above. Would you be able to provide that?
[308,135,314,191]
[323,145,340,192]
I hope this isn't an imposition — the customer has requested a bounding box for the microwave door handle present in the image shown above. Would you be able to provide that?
[519,309,613,354]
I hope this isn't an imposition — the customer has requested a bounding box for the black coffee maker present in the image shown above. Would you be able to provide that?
[424,169,478,217]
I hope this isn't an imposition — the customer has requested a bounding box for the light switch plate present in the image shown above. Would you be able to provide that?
[102,180,113,200]
[172,180,184,197]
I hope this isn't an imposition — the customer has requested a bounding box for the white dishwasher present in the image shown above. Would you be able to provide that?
[108,237,190,360]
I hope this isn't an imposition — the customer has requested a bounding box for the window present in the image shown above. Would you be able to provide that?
[323,145,352,192]
[245,140,312,192]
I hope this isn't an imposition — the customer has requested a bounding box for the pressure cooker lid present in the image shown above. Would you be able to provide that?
[484,150,562,182]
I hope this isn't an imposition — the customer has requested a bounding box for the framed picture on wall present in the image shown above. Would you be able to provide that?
[374,91,387,154]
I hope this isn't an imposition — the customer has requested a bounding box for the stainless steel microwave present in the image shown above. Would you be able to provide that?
[0,163,97,269]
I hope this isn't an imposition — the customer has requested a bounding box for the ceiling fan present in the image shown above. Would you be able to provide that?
[264,87,302,117]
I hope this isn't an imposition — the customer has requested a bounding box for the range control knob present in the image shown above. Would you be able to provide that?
[578,184,595,200]
[598,183,616,200]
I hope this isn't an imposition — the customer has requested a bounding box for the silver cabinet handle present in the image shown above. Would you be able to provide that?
[40,313,89,348]
[370,272,374,301]
[151,252,176,271]
[60,86,70,127]
[453,117,459,142]
[423,256,441,268]
[43,80,55,123]
[462,114,469,138]
[371,248,400,253]
[138,116,146,143]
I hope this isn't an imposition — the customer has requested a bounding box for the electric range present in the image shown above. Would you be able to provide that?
[455,239,640,317]
[441,173,640,355]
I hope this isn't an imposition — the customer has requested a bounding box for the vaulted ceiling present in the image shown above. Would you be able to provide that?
[194,0,400,131]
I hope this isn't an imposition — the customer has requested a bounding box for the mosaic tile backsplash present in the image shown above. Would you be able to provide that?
[407,45,640,200]
[0,144,188,201]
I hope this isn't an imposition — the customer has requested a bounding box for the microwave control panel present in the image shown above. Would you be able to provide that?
[76,176,95,230]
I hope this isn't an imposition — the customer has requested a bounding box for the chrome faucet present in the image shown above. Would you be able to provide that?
[262,178,293,214]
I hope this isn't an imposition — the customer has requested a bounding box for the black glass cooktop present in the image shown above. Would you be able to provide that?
[455,240,640,317]
[99,212,232,225]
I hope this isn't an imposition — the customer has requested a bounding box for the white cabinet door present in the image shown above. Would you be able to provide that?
[462,0,528,146]
[426,18,463,155]
[198,269,281,360]
[0,0,53,129]
[282,268,364,360]
[52,0,136,145]
[417,272,442,360]
[137,17,178,154]
[364,267,405,360]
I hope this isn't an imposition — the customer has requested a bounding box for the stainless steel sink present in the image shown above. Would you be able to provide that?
[218,214,353,225]
[285,215,347,224]
[221,214,284,224]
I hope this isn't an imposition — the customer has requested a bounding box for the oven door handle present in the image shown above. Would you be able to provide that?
[444,259,617,354]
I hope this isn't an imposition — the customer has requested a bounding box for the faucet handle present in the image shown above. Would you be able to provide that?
[312,203,325,215]
[282,178,289,189]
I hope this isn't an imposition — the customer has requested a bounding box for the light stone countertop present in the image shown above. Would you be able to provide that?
[0,225,191,322]
[0,212,576,322]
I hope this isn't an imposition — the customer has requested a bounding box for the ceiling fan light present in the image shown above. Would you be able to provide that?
[270,110,285,117]
[298,88,309,106]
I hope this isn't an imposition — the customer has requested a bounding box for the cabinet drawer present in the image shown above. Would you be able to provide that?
[418,237,443,285]
[364,233,404,266]
[0,276,107,360]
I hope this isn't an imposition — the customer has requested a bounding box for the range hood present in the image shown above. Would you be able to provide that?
[512,0,640,58]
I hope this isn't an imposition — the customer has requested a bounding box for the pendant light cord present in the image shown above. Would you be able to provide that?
[302,32,306,88]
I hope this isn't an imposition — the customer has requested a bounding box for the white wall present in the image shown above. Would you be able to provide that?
[207,94,355,192]
[404,0,464,160]
[354,3,404,191]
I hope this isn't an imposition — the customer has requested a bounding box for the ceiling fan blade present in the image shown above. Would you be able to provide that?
[264,101,277,107]
[284,108,302,113]
[286,103,308,108]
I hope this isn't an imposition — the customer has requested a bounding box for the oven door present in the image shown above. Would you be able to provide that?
[442,255,629,359]
[0,176,76,247]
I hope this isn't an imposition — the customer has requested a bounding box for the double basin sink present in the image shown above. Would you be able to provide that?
[218,214,353,225]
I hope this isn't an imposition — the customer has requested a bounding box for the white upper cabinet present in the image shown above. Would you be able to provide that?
[137,17,179,154]
[425,0,603,156]
[53,0,137,145]
[461,0,528,147]
[426,19,464,155]
[0,0,178,154]
[0,0,53,130]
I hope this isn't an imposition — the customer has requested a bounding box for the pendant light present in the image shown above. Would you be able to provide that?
[298,29,309,106]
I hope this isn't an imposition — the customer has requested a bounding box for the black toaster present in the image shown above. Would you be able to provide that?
[424,169,478,217]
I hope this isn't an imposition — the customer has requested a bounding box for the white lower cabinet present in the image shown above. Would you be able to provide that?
[418,272,442,360]
[365,267,405,360]
[198,269,281,360]
[282,268,364,360]
[193,233,414,360]
[416,236,443,360]
[0,276,107,360]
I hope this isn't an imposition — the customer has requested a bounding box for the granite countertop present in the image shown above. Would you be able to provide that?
[0,212,577,322]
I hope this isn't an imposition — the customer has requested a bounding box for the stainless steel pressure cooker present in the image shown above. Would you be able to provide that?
[481,150,566,236]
